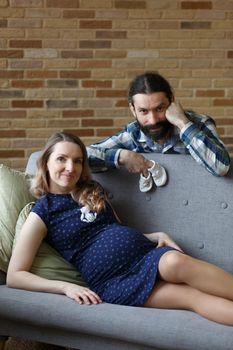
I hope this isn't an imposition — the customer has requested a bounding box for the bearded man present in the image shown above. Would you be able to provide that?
[87,72,230,177]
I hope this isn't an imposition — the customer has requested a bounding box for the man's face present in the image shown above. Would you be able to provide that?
[129,92,173,142]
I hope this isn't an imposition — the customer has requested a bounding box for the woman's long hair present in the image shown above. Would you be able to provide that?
[30,132,106,213]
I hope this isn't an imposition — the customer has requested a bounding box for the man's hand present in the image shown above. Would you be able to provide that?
[165,101,189,130]
[119,150,152,175]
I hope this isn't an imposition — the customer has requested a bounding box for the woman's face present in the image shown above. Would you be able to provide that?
[46,141,83,194]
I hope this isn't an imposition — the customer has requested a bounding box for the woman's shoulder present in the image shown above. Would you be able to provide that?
[31,193,49,212]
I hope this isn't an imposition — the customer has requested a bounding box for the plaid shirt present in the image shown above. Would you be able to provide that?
[87,110,230,176]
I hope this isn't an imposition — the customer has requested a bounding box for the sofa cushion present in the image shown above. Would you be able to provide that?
[14,202,86,285]
[0,164,34,272]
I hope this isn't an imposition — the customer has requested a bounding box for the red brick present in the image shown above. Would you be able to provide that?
[181,1,212,9]
[116,100,128,107]
[96,90,126,98]
[60,70,91,79]
[9,40,42,48]
[95,50,126,59]
[82,119,113,127]
[0,130,25,138]
[63,110,94,118]
[12,80,44,88]
[12,100,43,108]
[214,99,233,106]
[196,90,225,97]
[0,70,23,79]
[82,80,112,88]
[80,20,112,29]
[46,0,79,8]
[0,50,23,58]
[26,70,58,78]
[79,40,111,49]
[216,119,233,125]
[115,0,145,9]
[216,127,224,135]
[0,150,24,157]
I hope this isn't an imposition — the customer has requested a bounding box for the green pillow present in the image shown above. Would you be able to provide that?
[14,202,86,286]
[0,164,34,272]
[0,163,86,287]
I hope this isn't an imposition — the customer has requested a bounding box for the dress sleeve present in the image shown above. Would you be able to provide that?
[31,196,49,227]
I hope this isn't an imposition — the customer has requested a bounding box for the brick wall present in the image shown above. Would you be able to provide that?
[0,0,232,169]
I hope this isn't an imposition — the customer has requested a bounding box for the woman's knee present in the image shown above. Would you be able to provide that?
[158,250,190,282]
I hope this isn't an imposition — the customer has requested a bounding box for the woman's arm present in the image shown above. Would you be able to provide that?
[7,212,101,305]
[144,231,183,251]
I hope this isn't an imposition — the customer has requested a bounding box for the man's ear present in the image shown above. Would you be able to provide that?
[129,103,136,118]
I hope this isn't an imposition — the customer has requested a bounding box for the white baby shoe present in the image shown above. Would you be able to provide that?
[80,206,97,223]
[139,173,153,192]
[148,160,167,187]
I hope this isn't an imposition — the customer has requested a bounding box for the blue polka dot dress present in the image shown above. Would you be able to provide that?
[31,193,175,306]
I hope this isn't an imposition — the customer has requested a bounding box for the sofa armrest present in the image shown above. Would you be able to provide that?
[25,151,42,176]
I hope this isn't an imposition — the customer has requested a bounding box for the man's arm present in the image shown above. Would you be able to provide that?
[87,124,147,170]
[180,116,230,176]
[166,102,230,176]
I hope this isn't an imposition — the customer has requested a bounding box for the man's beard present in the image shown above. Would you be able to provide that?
[137,118,174,142]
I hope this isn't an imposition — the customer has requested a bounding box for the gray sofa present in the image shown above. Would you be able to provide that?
[1,153,233,350]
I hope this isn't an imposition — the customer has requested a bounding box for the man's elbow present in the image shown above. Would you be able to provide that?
[213,163,231,177]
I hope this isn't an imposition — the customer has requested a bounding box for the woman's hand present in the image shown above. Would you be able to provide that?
[63,283,102,305]
[144,231,183,252]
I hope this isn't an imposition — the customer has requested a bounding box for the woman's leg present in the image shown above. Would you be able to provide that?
[158,250,233,301]
[144,280,233,325]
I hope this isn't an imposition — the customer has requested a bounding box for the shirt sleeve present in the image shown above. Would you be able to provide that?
[180,115,230,176]
[31,196,49,227]
[87,127,139,168]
